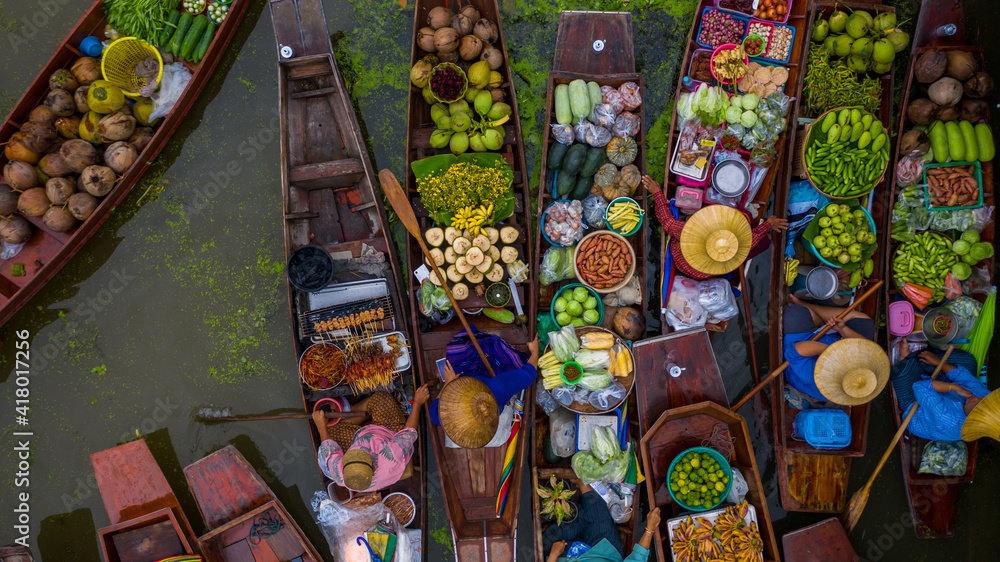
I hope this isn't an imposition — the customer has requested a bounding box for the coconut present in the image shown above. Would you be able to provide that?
[452,13,474,36]
[54,116,81,140]
[35,167,50,186]
[0,185,19,215]
[42,206,77,233]
[906,98,938,125]
[928,77,963,106]
[613,307,644,340]
[490,89,505,103]
[900,130,930,154]
[872,38,894,65]
[80,165,115,197]
[45,137,66,155]
[416,27,437,52]
[45,177,76,205]
[74,86,90,113]
[103,141,138,174]
[458,35,483,61]
[87,80,125,114]
[5,133,41,165]
[847,55,869,74]
[832,35,853,57]
[427,6,454,30]
[71,57,101,86]
[964,72,994,99]
[946,51,978,81]
[812,19,829,42]
[886,29,909,53]
[49,68,79,92]
[44,89,75,117]
[935,104,961,122]
[433,27,460,53]
[127,127,154,153]
[60,139,101,173]
[79,111,104,144]
[67,192,98,221]
[410,56,434,88]
[480,46,503,71]
[473,18,498,45]
[0,215,32,244]
[828,10,848,33]
[20,121,59,153]
[98,111,137,142]
[38,153,71,178]
[17,187,50,216]
[459,5,480,24]
[28,105,57,126]
[845,13,869,39]
[873,11,896,32]
[4,160,38,191]
[851,37,873,58]
[961,99,989,124]
[915,49,947,84]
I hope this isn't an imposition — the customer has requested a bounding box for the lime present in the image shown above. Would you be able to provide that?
[715,482,725,492]
[690,457,700,468]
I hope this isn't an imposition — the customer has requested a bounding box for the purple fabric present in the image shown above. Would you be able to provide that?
[446,325,529,378]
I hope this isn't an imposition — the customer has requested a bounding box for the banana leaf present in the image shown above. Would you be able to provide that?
[410,152,516,226]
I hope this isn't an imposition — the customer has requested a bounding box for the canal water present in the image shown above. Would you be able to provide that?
[0,0,997,560]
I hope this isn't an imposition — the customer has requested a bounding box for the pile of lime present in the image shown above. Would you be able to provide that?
[669,450,730,509]
[554,286,600,327]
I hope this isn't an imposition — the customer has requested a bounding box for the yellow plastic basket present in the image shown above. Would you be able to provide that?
[101,37,164,98]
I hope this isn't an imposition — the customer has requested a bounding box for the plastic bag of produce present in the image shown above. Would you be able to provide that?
[592,103,617,129]
[577,370,613,391]
[549,407,577,458]
[150,63,192,122]
[618,82,642,111]
[945,296,982,335]
[582,195,609,228]
[764,91,792,116]
[586,125,613,147]
[666,276,708,330]
[551,123,575,145]
[535,379,559,416]
[612,112,641,137]
[602,277,642,307]
[590,425,621,462]
[588,381,627,411]
[552,384,576,407]
[698,278,738,321]
[725,468,749,504]
[896,152,925,188]
[963,266,993,296]
[571,451,606,483]
[539,246,576,286]
[548,323,580,363]
[973,205,994,233]
[602,445,631,484]
[603,89,626,114]
[919,440,968,476]
[929,208,977,232]
[543,200,586,247]
[575,349,612,371]
[944,273,964,301]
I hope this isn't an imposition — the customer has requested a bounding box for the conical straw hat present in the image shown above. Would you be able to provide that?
[679,205,753,275]
[962,388,1000,442]
[438,376,499,449]
[814,339,890,405]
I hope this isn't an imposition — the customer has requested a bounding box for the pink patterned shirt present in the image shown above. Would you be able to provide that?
[318,426,418,492]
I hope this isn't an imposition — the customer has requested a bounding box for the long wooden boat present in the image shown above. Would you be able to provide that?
[634,328,779,562]
[90,438,200,562]
[530,13,645,561]
[404,0,535,558]
[766,0,896,513]
[0,546,32,562]
[268,0,427,549]
[881,44,993,539]
[0,0,250,327]
[659,0,808,333]
[183,445,323,561]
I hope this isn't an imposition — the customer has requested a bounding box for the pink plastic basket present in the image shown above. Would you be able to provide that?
[710,43,750,85]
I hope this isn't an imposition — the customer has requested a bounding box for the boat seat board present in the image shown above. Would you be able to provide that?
[183,446,273,530]
[109,520,185,562]
[204,505,308,561]
[90,440,184,526]
[289,159,366,188]
[781,518,858,562]
[285,58,333,80]
[268,0,304,57]
[553,11,634,74]
[780,452,849,512]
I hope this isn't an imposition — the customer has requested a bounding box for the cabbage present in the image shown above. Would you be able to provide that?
[961,229,980,245]
[952,262,972,281]
[571,451,606,483]
[742,93,760,110]
[590,426,621,462]
[549,324,579,363]
[970,242,994,261]
[725,106,743,124]
[730,95,743,109]
[577,370,612,391]
[741,111,757,128]
[677,91,695,121]
[603,445,630,484]
[574,349,612,370]
[952,240,971,255]
[688,84,729,126]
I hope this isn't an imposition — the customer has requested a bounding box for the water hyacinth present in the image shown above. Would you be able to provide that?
[416,161,510,217]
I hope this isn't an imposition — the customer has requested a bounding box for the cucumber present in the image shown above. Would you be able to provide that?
[159,11,180,47]
[959,120,978,162]
[548,142,568,170]
[554,84,572,125]
[166,11,193,55]
[193,21,216,63]
[928,121,949,163]
[944,121,965,162]
[976,123,995,162]
[568,79,590,121]
[180,15,208,61]
[587,81,602,112]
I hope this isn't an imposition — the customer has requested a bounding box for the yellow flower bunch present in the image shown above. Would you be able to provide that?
[416,161,510,218]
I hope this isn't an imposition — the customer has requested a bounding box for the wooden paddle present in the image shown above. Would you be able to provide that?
[196,411,356,423]
[378,169,496,377]
[842,345,954,533]
[731,280,883,411]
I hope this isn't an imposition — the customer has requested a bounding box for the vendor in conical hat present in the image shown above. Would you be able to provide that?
[890,349,991,442]
[429,330,539,449]
[643,176,787,279]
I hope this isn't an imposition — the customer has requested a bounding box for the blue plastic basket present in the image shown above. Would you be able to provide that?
[541,199,579,248]
[758,22,795,64]
[794,409,852,450]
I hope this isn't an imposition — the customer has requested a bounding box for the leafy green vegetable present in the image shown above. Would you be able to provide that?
[571,451,606,482]
[970,242,993,261]
[548,324,579,363]
[574,349,612,371]
[961,229,981,245]
[590,426,621,462]
[577,370,612,391]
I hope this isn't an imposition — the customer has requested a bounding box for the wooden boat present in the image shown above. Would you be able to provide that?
[781,518,859,562]
[766,1,896,513]
[0,546,33,562]
[268,0,426,547]
[403,0,535,558]
[881,44,993,539]
[90,438,200,562]
[529,14,645,561]
[183,445,323,561]
[0,0,250,327]
[634,328,779,562]
[659,0,808,333]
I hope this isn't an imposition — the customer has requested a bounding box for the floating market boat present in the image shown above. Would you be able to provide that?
[882,44,993,539]
[90,439,200,562]
[183,445,323,561]
[659,0,808,333]
[268,0,427,549]
[0,0,250,327]
[765,1,897,513]
[781,517,859,562]
[0,546,33,562]
[530,13,645,560]
[404,0,535,558]
[634,328,779,562]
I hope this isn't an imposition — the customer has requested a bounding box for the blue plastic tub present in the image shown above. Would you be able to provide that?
[666,447,733,512]
[541,199,579,248]
[794,409,852,450]
[695,7,750,50]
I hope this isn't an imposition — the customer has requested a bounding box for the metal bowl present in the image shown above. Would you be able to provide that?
[712,158,751,198]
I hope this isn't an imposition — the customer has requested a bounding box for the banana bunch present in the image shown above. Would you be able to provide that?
[785,258,800,287]
[608,344,633,378]
[580,332,614,350]
[451,203,493,235]
[539,351,564,390]
[606,200,642,234]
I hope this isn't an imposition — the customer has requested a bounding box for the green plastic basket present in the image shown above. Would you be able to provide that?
[923,161,983,212]
[551,283,604,328]
[604,197,645,237]
[800,200,877,272]
[666,447,733,512]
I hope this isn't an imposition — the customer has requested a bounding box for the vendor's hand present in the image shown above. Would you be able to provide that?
[311,410,327,427]
[641,175,662,195]
[548,541,566,562]
[413,382,432,406]
[528,335,540,366]
[826,316,847,332]
[918,351,941,367]
[442,360,458,383]
[767,216,789,232]
[645,507,662,531]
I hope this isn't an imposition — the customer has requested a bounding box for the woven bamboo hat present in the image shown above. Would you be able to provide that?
[814,339,890,405]
[961,389,1000,442]
[438,376,499,449]
[679,205,753,275]
[342,449,374,491]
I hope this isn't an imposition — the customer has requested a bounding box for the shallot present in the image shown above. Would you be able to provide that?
[698,10,745,47]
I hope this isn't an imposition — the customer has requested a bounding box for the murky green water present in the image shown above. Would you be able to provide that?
[0,0,997,560]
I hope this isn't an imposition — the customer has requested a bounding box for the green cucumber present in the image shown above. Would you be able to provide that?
[159,11,180,47]
[976,123,995,162]
[166,11,193,55]
[193,21,216,63]
[180,15,208,61]
[483,307,515,324]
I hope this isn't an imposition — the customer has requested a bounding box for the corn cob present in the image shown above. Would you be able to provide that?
[580,332,614,350]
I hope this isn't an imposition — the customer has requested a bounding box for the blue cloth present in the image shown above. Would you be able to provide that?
[905,366,989,441]
[783,328,841,401]
[785,179,830,258]
[429,364,537,427]
[558,539,650,562]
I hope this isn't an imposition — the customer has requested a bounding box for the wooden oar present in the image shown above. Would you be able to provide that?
[842,345,954,533]
[196,411,356,423]
[378,169,496,377]
[731,280,883,411]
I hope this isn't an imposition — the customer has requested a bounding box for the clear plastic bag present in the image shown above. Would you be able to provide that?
[764,91,792,115]
[666,276,708,330]
[551,123,575,145]
[725,468,749,504]
[602,277,642,307]
[588,381,627,411]
[539,246,576,286]
[535,379,559,416]
[895,152,925,188]
[552,384,576,407]
[419,280,451,315]
[549,407,578,458]
[315,494,414,562]
[149,62,192,121]
[919,440,968,476]
[586,125,612,147]
[944,296,981,336]
[543,200,586,247]
[574,118,592,144]
[618,82,642,111]
[698,278,738,321]
[613,112,641,137]
[592,103,617,129]
[582,194,608,227]
[929,208,977,232]
[603,89,625,114]
[963,267,992,295]
[973,205,995,232]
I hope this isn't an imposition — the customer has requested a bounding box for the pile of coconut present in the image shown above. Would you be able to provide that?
[2,56,159,245]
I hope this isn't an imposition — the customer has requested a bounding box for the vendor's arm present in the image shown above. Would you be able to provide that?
[405,383,432,431]
[931,380,973,398]
[546,541,566,562]
[312,411,346,484]
[794,341,829,357]
[629,507,660,560]
[642,176,685,237]
[826,316,866,340]
[528,335,540,368]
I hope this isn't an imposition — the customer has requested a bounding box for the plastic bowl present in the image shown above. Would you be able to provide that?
[560,361,583,385]
[604,197,645,237]
[551,283,604,328]
[709,43,750,85]
[541,199,581,248]
[667,447,733,512]
[429,63,468,104]
[742,33,766,57]
[801,202,877,271]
